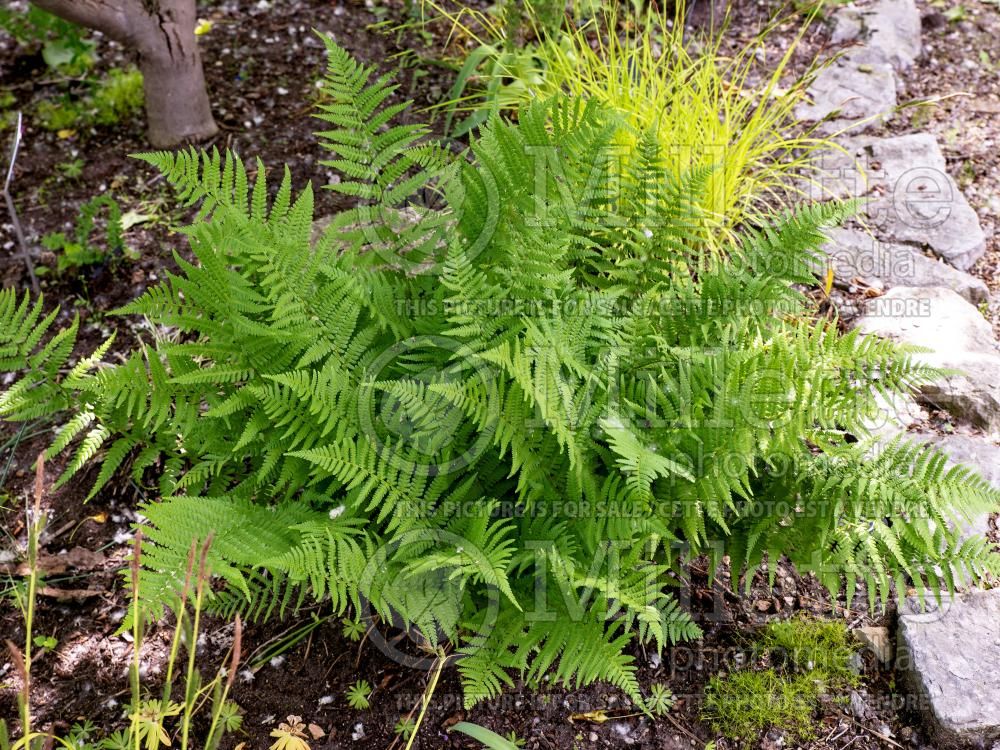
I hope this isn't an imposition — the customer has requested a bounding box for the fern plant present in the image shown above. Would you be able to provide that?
[2,38,999,710]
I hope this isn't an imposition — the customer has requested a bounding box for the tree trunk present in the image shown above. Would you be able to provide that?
[31,0,218,148]
[132,4,217,147]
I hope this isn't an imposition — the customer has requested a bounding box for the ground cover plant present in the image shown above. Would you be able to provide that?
[2,35,997,730]
[0,7,144,138]
[0,1,1000,747]
[704,618,860,742]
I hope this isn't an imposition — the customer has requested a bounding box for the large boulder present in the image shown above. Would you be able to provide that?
[897,589,1000,747]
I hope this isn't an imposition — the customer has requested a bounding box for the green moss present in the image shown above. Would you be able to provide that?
[35,67,143,132]
[91,67,144,125]
[703,618,859,742]
[36,98,86,131]
[704,669,820,742]
[760,617,859,688]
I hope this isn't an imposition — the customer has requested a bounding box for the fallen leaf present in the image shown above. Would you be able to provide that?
[823,266,834,296]
[441,712,464,729]
[56,129,76,139]
[2,546,106,576]
[62,546,106,569]
[307,724,325,740]
[120,209,155,231]
[569,710,610,724]
[270,716,310,750]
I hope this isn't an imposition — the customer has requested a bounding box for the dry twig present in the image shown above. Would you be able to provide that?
[3,112,39,294]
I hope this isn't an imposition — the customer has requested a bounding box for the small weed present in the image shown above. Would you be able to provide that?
[341,617,366,642]
[505,732,527,748]
[944,4,968,21]
[31,634,57,652]
[644,682,676,716]
[394,717,417,739]
[345,679,372,710]
[56,157,85,180]
[980,50,999,73]
[41,194,129,271]
[958,160,976,189]
[0,92,16,132]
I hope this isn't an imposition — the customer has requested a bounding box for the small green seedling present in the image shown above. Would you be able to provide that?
[41,194,130,271]
[393,717,417,739]
[32,634,57,652]
[341,617,366,642]
[645,682,676,716]
[345,679,372,710]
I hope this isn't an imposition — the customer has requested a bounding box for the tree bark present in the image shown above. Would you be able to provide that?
[31,0,218,148]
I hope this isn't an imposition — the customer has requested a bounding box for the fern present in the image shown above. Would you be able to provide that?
[3,38,999,710]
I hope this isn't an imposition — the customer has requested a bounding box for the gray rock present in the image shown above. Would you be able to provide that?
[864,0,922,70]
[917,355,1000,433]
[827,0,921,70]
[796,50,897,133]
[821,227,989,304]
[809,134,987,270]
[897,588,1000,746]
[863,390,928,440]
[911,432,1000,541]
[854,287,1000,430]
[849,689,871,719]
[830,5,864,44]
[855,286,997,354]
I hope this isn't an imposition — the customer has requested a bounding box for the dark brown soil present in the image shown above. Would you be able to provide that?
[2,0,994,747]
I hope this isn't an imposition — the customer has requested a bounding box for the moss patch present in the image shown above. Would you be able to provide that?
[703,618,858,742]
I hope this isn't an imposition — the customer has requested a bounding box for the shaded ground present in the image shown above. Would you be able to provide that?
[3,0,998,747]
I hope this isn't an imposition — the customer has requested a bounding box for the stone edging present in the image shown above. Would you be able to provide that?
[803,3,1000,746]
